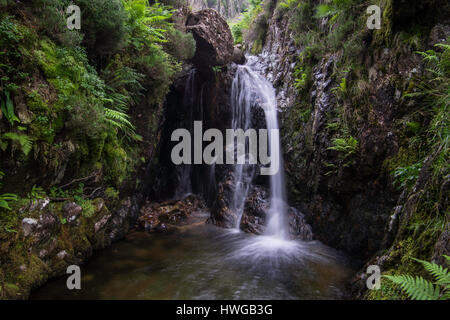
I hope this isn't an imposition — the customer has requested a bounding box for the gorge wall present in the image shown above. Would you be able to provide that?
[236,0,449,298]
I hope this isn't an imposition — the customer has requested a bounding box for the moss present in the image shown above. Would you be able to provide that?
[373,0,393,47]
[26,90,48,113]
[103,134,129,187]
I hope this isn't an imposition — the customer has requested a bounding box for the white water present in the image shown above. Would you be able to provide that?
[231,60,289,240]
[174,69,196,199]
[230,66,256,227]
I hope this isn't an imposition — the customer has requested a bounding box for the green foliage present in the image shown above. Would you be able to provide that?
[30,0,83,48]
[325,136,358,174]
[212,66,223,74]
[123,0,174,48]
[104,108,141,141]
[0,0,185,202]
[315,0,356,27]
[74,195,95,218]
[293,63,310,93]
[27,185,45,203]
[333,77,348,95]
[0,132,32,156]
[163,28,196,61]
[391,161,422,190]
[104,187,119,200]
[0,171,18,210]
[0,89,19,125]
[77,0,128,57]
[328,136,358,155]
[397,42,449,179]
[230,0,263,45]
[383,256,450,300]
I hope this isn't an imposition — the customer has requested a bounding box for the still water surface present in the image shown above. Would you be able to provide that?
[32,218,355,300]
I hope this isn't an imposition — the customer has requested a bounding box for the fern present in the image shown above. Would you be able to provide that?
[328,136,358,155]
[413,257,450,285]
[383,256,450,300]
[1,132,32,155]
[0,170,18,210]
[0,89,20,125]
[104,108,142,141]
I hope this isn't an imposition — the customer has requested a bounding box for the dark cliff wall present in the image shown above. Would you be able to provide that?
[239,0,449,298]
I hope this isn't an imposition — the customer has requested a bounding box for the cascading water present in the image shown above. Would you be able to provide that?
[32,59,355,301]
[231,60,288,239]
[174,69,196,199]
[230,67,257,228]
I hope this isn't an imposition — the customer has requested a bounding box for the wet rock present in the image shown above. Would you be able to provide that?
[428,24,450,47]
[209,173,238,228]
[62,202,82,223]
[232,46,246,64]
[21,218,38,237]
[432,223,450,266]
[186,9,234,68]
[94,214,111,233]
[27,198,50,212]
[138,194,207,232]
[239,185,269,234]
[288,207,313,241]
[57,250,68,260]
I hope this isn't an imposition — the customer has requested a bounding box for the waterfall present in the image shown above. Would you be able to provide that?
[174,69,196,199]
[230,67,257,228]
[231,61,288,239]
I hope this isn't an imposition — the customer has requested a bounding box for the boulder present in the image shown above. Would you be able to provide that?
[62,202,82,223]
[186,9,234,68]
[21,218,38,237]
[232,46,246,65]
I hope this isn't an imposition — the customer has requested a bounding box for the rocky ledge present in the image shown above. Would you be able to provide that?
[186,9,234,68]
[138,195,208,233]
[0,197,138,299]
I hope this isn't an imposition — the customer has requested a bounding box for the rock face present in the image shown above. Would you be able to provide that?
[0,197,139,299]
[186,9,234,68]
[248,0,449,299]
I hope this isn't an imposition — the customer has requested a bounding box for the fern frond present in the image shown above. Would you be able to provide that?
[104,108,142,141]
[412,258,450,285]
[383,275,440,300]
[1,132,32,155]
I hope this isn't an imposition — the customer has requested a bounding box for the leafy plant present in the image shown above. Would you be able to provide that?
[0,132,32,155]
[328,136,358,155]
[212,65,223,74]
[74,195,95,218]
[0,171,18,210]
[391,161,422,190]
[402,42,449,175]
[383,256,450,300]
[315,0,355,28]
[104,107,142,141]
[0,89,19,125]
[229,0,263,44]
[28,185,45,203]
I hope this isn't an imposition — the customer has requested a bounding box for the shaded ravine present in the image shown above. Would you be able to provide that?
[31,58,357,300]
